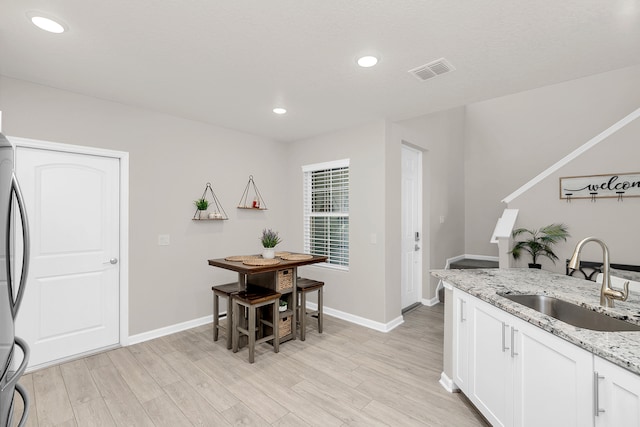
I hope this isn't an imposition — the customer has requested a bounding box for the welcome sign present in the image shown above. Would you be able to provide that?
[559,172,640,200]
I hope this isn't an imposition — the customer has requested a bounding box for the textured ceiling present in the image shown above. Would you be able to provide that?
[1,0,640,142]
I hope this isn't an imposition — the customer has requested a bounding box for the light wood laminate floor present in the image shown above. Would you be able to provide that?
[12,304,488,426]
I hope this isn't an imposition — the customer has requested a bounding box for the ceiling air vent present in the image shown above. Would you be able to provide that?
[409,58,455,81]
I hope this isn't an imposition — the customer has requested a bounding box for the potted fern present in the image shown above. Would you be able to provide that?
[510,223,570,268]
[261,228,282,259]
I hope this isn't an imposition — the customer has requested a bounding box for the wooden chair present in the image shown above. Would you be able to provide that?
[296,278,324,341]
[232,286,281,363]
[211,282,244,349]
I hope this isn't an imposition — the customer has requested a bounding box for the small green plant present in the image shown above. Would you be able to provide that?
[261,228,282,248]
[194,198,209,211]
[510,223,570,266]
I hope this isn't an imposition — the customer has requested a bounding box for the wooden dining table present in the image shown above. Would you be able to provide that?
[208,253,327,341]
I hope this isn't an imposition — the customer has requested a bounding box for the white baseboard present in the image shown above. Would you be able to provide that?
[128,314,215,345]
[129,303,408,347]
[25,344,121,373]
[304,302,404,333]
[422,297,440,307]
[439,371,460,393]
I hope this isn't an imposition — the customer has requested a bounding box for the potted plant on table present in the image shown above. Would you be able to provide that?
[261,228,282,259]
[194,198,209,219]
[510,223,570,268]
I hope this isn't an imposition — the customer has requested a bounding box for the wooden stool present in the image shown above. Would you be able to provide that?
[297,278,324,341]
[232,286,281,363]
[212,282,244,349]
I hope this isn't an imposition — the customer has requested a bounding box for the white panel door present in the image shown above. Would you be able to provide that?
[401,145,421,308]
[15,147,120,367]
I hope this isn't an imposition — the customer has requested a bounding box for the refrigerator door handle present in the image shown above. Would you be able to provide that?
[9,173,30,318]
[1,337,30,393]
[13,382,30,427]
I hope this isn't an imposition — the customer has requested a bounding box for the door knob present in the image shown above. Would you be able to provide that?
[104,258,118,265]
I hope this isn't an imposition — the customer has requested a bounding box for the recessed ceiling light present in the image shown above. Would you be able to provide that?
[357,56,378,68]
[273,107,287,115]
[27,12,66,33]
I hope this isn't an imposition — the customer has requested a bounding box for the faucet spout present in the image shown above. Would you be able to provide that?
[568,237,628,308]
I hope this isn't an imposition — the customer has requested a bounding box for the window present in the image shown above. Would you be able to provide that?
[302,159,349,269]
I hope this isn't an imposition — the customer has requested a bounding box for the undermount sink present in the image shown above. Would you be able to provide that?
[499,293,640,332]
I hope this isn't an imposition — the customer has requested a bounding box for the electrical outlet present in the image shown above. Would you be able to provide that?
[158,234,170,246]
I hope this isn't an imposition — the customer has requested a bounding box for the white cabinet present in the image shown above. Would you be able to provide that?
[451,287,594,427]
[469,299,512,427]
[512,314,592,427]
[594,356,640,427]
[452,288,471,392]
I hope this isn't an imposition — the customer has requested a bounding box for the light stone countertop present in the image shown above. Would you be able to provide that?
[431,268,640,375]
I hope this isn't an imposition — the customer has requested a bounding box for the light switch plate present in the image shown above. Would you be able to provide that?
[158,234,170,246]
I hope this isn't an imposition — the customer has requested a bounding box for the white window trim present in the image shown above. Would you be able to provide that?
[302,158,350,270]
[302,158,350,173]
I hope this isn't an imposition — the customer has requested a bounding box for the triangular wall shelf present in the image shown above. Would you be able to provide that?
[193,182,228,220]
[237,175,268,210]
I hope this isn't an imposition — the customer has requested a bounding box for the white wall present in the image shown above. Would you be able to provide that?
[396,108,467,299]
[5,60,637,337]
[285,108,467,323]
[0,76,289,335]
[508,119,640,271]
[464,64,640,258]
[285,121,393,324]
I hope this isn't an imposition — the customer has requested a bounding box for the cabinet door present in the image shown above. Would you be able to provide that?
[452,288,471,392]
[513,317,593,427]
[595,356,640,427]
[469,301,512,427]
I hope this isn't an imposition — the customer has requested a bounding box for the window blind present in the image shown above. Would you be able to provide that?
[303,159,349,269]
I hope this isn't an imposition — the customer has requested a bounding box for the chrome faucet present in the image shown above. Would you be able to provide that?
[568,237,629,308]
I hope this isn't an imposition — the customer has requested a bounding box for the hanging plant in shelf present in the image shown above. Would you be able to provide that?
[238,175,268,210]
[194,198,209,210]
[192,182,229,220]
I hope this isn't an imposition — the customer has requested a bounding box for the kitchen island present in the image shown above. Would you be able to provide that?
[433,268,640,427]
[432,268,640,373]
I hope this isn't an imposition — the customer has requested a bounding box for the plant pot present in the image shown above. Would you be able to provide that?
[197,209,207,219]
[528,263,542,269]
[262,247,275,259]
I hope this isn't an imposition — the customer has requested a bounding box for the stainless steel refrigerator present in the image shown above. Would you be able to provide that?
[0,132,30,427]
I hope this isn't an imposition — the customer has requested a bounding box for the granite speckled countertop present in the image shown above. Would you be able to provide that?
[431,268,640,375]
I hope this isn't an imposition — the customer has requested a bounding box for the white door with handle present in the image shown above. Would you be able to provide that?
[15,146,120,367]
[401,145,422,309]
